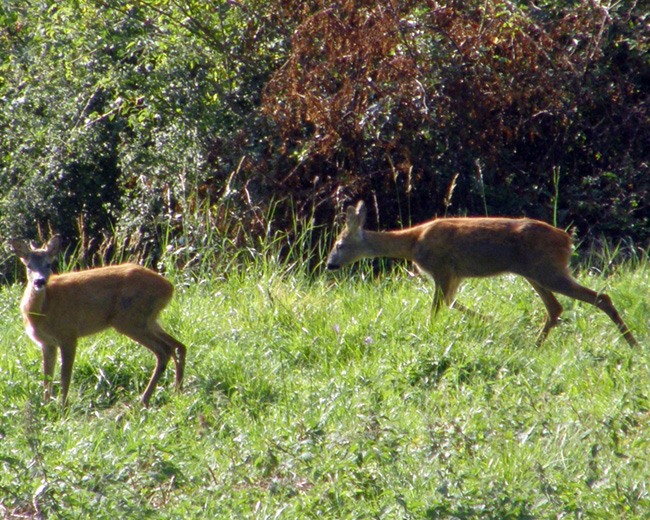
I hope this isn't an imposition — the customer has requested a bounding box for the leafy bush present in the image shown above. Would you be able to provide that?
[263,1,650,241]
[1,1,648,282]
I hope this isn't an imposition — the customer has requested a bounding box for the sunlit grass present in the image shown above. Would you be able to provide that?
[0,241,648,518]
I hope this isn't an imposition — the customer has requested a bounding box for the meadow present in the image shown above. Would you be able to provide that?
[0,241,649,519]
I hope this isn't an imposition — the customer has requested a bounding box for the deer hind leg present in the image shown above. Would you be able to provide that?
[117,326,173,406]
[526,279,563,346]
[152,325,186,393]
[537,273,638,348]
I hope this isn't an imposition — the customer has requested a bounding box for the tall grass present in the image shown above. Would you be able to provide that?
[0,214,648,519]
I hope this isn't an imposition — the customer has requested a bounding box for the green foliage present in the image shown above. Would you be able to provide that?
[0,0,292,273]
[1,0,649,279]
[1,246,649,518]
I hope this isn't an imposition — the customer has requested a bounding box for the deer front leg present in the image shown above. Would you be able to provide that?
[428,277,487,328]
[429,286,445,323]
[449,301,486,320]
[59,341,77,406]
[428,275,462,326]
[41,344,57,402]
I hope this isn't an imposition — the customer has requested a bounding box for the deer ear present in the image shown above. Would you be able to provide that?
[8,239,31,261]
[46,235,62,256]
[345,201,368,231]
[345,204,358,228]
[355,201,367,227]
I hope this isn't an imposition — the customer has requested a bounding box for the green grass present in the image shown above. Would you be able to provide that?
[1,255,649,519]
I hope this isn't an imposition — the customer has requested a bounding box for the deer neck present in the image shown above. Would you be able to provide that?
[21,283,48,321]
[363,229,417,261]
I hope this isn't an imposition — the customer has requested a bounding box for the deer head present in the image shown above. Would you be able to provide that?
[327,201,369,270]
[10,236,61,292]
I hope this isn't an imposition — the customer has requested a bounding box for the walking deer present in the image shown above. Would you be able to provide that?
[326,201,638,347]
[9,235,187,407]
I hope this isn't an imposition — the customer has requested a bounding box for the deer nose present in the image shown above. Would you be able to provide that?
[33,278,47,290]
[326,262,339,270]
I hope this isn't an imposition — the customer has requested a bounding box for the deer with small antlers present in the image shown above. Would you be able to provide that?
[9,235,186,406]
[327,201,638,347]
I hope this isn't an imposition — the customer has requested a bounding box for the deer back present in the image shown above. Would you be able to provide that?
[412,218,572,279]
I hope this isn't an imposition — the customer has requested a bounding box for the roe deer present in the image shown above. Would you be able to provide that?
[326,201,638,347]
[9,235,187,406]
